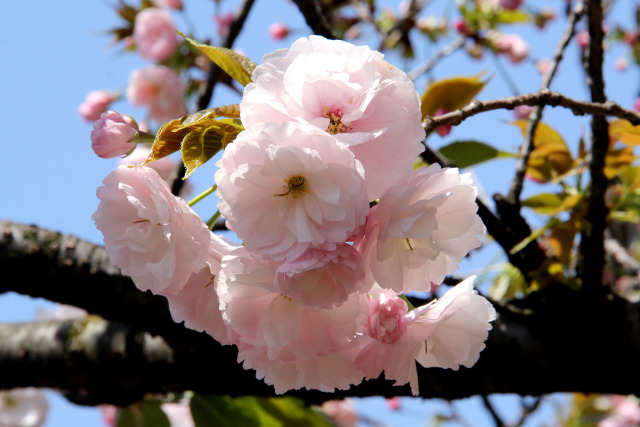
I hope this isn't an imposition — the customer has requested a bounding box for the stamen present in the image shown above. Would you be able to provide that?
[274,175,307,198]
[324,106,351,134]
[406,238,414,251]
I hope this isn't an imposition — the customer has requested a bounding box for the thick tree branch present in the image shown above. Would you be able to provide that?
[578,0,611,293]
[422,90,640,133]
[2,221,640,405]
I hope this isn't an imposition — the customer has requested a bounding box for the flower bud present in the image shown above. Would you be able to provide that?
[78,90,113,122]
[269,22,290,40]
[90,111,139,158]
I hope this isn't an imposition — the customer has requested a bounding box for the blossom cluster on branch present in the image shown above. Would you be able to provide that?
[91,35,495,395]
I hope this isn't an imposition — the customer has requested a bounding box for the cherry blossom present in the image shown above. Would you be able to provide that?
[133,8,179,62]
[153,0,183,10]
[126,66,188,124]
[90,111,138,158]
[269,23,290,40]
[240,35,425,200]
[216,246,366,393]
[356,164,485,293]
[0,388,48,427]
[215,122,369,261]
[490,0,523,11]
[354,278,495,395]
[118,147,193,197]
[319,399,359,427]
[165,233,239,345]
[78,90,113,122]
[92,166,211,296]
[495,33,529,63]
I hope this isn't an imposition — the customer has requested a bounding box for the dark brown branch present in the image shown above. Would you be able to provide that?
[481,395,506,427]
[577,0,611,294]
[290,0,336,39]
[506,0,586,205]
[170,0,257,196]
[420,145,546,279]
[422,89,640,133]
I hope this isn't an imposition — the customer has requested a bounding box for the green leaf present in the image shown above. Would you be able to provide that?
[180,32,256,86]
[143,106,244,176]
[521,193,581,215]
[496,9,530,24]
[190,395,333,427]
[421,73,490,121]
[511,121,573,183]
[181,119,243,178]
[438,140,515,168]
[117,401,171,427]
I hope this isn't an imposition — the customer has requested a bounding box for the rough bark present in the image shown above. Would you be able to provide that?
[2,220,640,405]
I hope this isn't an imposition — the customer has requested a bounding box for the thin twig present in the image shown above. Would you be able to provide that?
[290,0,336,39]
[407,35,466,81]
[514,397,543,427]
[578,0,611,293]
[507,0,586,204]
[171,0,256,196]
[481,395,507,427]
[422,89,640,132]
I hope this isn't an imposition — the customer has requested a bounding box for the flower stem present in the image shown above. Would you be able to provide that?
[188,185,217,207]
[206,211,221,230]
[129,131,157,145]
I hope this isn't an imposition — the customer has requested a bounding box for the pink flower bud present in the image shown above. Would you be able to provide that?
[133,8,179,61]
[434,107,452,137]
[90,111,139,158]
[153,0,183,10]
[386,397,402,411]
[633,98,640,113]
[365,293,408,344]
[78,90,113,122]
[491,0,523,10]
[576,31,589,51]
[614,57,628,72]
[514,105,534,120]
[269,22,290,40]
[213,12,234,38]
[452,18,469,35]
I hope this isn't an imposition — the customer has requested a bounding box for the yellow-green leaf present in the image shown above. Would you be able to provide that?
[522,193,581,215]
[438,140,516,168]
[512,121,573,183]
[421,73,489,121]
[181,120,243,178]
[609,119,640,146]
[181,32,256,86]
[605,145,635,178]
[143,117,191,166]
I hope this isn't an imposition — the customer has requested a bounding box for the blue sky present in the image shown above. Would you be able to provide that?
[0,0,637,426]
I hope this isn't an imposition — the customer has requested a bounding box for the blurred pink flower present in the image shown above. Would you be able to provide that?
[213,12,234,38]
[490,0,522,10]
[576,31,589,51]
[133,8,179,61]
[514,105,534,120]
[126,66,188,124]
[0,388,49,427]
[614,57,629,72]
[495,33,529,63]
[92,166,211,296]
[161,402,194,427]
[633,98,640,113]
[599,396,640,427]
[215,122,369,261]
[434,107,452,136]
[240,35,425,200]
[153,0,183,10]
[320,399,359,427]
[35,304,87,321]
[269,22,290,40]
[356,164,485,293]
[386,396,402,410]
[79,90,114,122]
[90,111,138,158]
[452,18,470,35]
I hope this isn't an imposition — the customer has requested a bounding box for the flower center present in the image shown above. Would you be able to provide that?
[324,107,350,134]
[274,175,307,198]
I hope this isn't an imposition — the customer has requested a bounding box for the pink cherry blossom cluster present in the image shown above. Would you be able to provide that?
[93,36,495,395]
